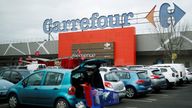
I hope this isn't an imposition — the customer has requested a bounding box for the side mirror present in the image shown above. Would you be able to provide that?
[22,81,27,88]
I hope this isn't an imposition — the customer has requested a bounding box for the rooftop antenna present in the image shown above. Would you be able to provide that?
[47,23,54,41]
[48,32,54,41]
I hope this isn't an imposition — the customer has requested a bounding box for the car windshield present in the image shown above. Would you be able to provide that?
[152,70,162,75]
[104,72,119,82]
[137,72,148,79]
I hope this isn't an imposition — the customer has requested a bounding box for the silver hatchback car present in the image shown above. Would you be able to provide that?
[99,71,126,99]
[137,68,167,92]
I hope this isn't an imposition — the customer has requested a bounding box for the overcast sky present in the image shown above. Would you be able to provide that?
[0,0,191,43]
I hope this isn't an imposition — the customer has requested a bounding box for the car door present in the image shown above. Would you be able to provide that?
[37,71,64,105]
[19,72,44,105]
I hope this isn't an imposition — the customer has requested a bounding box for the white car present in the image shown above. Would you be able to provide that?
[150,66,179,88]
[99,71,126,99]
[153,64,186,84]
[185,68,192,83]
[26,63,46,71]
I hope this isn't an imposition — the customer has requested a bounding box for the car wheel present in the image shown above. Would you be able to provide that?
[8,94,20,108]
[126,87,136,98]
[154,88,160,93]
[55,98,70,108]
[166,80,172,89]
[186,78,190,84]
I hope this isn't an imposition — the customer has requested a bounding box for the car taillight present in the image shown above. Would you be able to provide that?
[172,73,175,77]
[104,82,113,88]
[136,79,145,84]
[150,75,160,79]
[68,86,76,95]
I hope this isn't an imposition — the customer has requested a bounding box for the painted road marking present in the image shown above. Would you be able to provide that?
[106,106,138,108]
[127,99,153,103]
[148,94,169,97]
[146,98,157,101]
[176,86,188,89]
[126,98,157,103]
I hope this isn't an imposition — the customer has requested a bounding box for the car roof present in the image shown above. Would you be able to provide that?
[150,65,171,68]
[112,70,144,73]
[37,68,72,74]
[127,65,144,67]
[100,71,111,74]
[99,70,117,75]
[1,69,30,72]
[100,66,116,68]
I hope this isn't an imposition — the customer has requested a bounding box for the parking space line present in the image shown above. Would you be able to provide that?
[127,99,153,103]
[125,107,138,108]
[176,87,188,89]
[148,94,169,97]
[146,98,157,101]
[105,106,138,108]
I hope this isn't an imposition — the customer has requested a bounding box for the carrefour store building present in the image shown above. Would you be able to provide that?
[0,3,192,67]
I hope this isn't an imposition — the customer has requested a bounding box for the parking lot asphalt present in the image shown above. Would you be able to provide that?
[106,84,192,108]
[1,84,192,108]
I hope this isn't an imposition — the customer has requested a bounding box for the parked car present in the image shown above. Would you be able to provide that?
[113,70,152,98]
[99,71,126,99]
[0,78,14,100]
[185,68,192,83]
[153,64,186,84]
[7,59,106,108]
[0,69,31,84]
[26,63,46,71]
[137,68,167,92]
[150,66,179,88]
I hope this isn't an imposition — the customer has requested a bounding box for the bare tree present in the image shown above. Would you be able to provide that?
[155,18,189,63]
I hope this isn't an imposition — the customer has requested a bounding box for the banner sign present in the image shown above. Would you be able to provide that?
[72,42,114,59]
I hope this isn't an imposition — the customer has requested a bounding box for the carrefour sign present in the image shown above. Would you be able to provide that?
[43,12,134,34]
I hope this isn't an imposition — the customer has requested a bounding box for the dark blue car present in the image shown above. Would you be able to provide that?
[114,70,152,98]
[7,59,106,108]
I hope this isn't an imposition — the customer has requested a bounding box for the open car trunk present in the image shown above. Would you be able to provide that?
[71,59,106,98]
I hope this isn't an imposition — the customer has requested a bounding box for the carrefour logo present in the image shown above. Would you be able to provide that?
[43,12,134,34]
[43,2,185,34]
[146,3,185,28]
